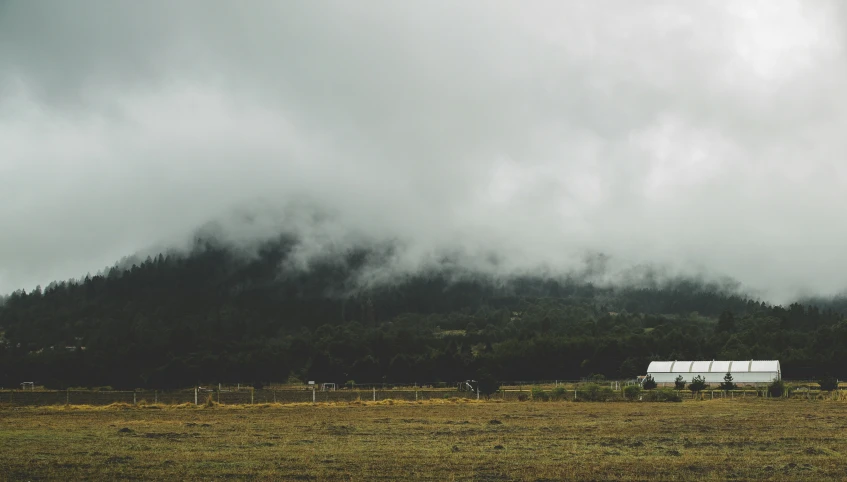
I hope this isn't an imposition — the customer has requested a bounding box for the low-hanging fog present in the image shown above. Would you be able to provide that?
[2,1,847,303]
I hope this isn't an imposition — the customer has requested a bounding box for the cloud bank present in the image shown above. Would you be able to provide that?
[2,1,847,302]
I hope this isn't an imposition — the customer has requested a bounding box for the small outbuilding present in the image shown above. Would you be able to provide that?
[645,360,781,386]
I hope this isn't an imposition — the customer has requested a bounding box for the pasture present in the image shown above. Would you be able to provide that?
[1,399,846,480]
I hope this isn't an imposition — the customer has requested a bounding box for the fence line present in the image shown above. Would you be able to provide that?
[0,389,485,407]
[1,384,844,407]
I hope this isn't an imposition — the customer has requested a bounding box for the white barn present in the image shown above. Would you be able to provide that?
[646,360,781,386]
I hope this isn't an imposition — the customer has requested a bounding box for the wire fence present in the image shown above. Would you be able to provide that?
[0,388,483,407]
[1,382,844,407]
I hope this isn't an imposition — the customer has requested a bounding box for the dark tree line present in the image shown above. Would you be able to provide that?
[0,235,845,389]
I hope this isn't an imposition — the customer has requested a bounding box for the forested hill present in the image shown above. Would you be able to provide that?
[1,235,845,389]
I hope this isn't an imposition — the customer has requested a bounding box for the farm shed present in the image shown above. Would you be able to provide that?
[645,360,781,385]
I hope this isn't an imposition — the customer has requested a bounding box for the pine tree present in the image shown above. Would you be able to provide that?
[642,374,657,390]
[719,372,736,391]
[688,375,707,393]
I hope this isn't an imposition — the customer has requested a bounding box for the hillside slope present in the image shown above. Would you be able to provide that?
[0,236,844,388]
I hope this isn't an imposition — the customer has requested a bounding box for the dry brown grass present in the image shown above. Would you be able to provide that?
[1,399,846,480]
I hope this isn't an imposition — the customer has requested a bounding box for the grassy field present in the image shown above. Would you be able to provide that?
[1,399,846,480]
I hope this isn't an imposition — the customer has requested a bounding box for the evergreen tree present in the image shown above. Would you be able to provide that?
[642,374,657,390]
[719,372,736,391]
[688,375,707,394]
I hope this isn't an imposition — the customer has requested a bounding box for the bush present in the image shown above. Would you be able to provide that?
[551,386,567,400]
[768,378,785,398]
[477,372,501,399]
[674,375,686,390]
[517,393,529,402]
[531,387,549,401]
[642,375,657,390]
[623,385,642,400]
[818,375,838,392]
[578,383,617,402]
[643,388,683,402]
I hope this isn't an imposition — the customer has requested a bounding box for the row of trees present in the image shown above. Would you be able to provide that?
[641,373,839,396]
[1,235,846,389]
[642,373,747,392]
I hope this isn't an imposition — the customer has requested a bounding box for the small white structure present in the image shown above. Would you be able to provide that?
[646,360,781,385]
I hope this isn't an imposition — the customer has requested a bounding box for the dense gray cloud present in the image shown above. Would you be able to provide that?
[2,0,847,302]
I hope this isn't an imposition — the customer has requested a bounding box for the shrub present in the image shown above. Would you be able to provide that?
[642,375,657,390]
[643,388,683,402]
[477,372,501,399]
[623,385,642,400]
[768,378,785,398]
[531,387,549,401]
[688,375,707,394]
[674,375,686,390]
[578,383,617,402]
[551,386,567,400]
[818,375,838,392]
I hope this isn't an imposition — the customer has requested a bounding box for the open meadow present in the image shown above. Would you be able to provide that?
[1,399,846,481]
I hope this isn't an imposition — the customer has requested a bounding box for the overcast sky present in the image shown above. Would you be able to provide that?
[2,1,847,302]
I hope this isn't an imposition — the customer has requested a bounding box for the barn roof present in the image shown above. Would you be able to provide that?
[646,360,780,373]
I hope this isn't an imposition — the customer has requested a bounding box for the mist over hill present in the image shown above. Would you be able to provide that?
[5,2,847,303]
[1,229,845,389]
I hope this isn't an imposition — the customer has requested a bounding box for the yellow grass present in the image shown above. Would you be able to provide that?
[2,399,846,480]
